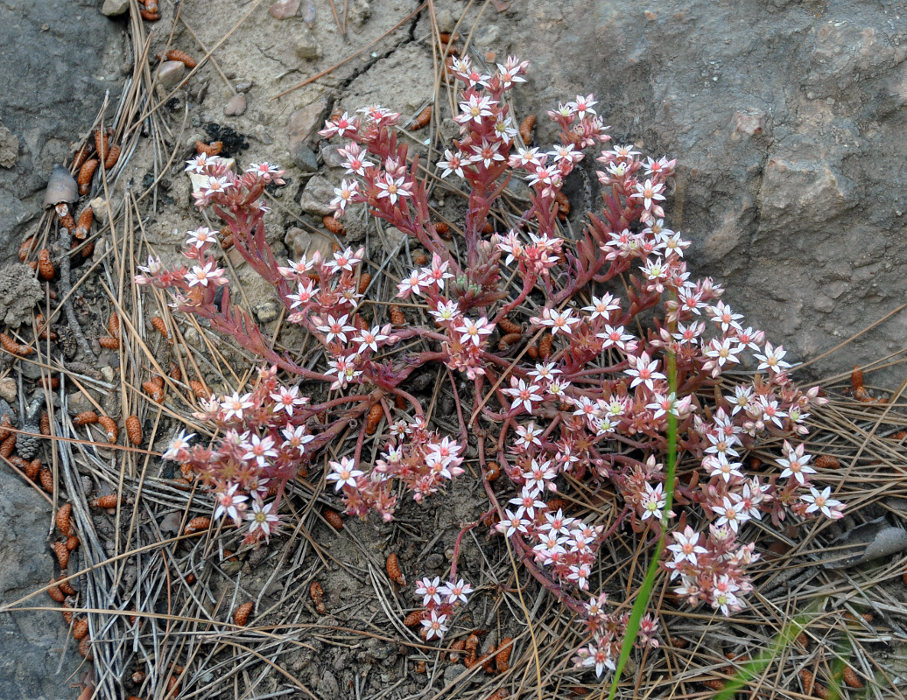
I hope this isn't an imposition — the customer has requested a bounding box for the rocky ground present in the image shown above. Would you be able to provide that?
[0,0,904,697]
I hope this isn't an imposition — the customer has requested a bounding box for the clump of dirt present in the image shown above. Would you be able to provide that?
[0,262,42,328]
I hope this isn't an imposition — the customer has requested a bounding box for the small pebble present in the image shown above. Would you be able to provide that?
[100,0,129,16]
[100,367,116,383]
[0,378,15,403]
[268,0,300,19]
[234,81,253,93]
[157,61,186,90]
[224,93,247,117]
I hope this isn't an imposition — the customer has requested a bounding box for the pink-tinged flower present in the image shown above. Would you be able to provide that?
[245,498,280,540]
[270,385,307,416]
[439,578,473,605]
[246,162,285,183]
[353,326,389,354]
[509,487,546,520]
[469,139,505,169]
[582,294,619,320]
[161,430,195,460]
[326,357,362,389]
[397,268,430,298]
[776,441,815,485]
[508,147,543,169]
[504,378,544,414]
[677,285,703,314]
[496,508,530,538]
[578,640,615,678]
[186,261,226,288]
[456,94,494,124]
[536,307,579,336]
[186,227,216,249]
[214,484,248,523]
[281,425,315,454]
[429,299,460,324]
[185,151,213,173]
[657,229,690,258]
[421,611,448,640]
[754,342,791,374]
[330,179,359,213]
[667,526,707,572]
[704,454,744,483]
[733,326,764,352]
[338,143,370,176]
[421,254,453,288]
[375,174,412,205]
[415,576,442,606]
[607,144,641,162]
[287,280,318,309]
[704,337,744,376]
[242,433,278,467]
[802,486,844,519]
[710,576,742,616]
[726,385,753,415]
[220,392,254,422]
[528,362,561,383]
[625,352,667,392]
[316,314,356,345]
[707,301,744,332]
[318,111,358,138]
[437,149,466,178]
[328,247,362,273]
[713,496,749,533]
[570,93,597,118]
[640,483,666,521]
[630,178,666,210]
[522,459,557,493]
[496,56,528,88]
[193,175,233,205]
[672,321,704,345]
[455,316,494,347]
[513,421,543,451]
[758,397,787,428]
[496,230,525,266]
[597,324,635,351]
[326,457,364,491]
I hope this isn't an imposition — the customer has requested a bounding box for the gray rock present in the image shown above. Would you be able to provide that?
[0,124,17,169]
[100,0,129,16]
[286,98,328,152]
[319,144,346,168]
[292,144,319,173]
[0,0,123,265]
[293,27,321,61]
[284,226,334,259]
[224,93,247,117]
[234,81,254,93]
[157,60,186,90]
[495,0,906,385]
[0,378,15,403]
[0,263,42,328]
[268,0,300,19]
[298,174,336,216]
[0,469,80,698]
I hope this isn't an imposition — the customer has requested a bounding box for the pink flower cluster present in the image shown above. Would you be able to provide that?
[413,575,473,641]
[135,54,848,678]
[330,416,465,522]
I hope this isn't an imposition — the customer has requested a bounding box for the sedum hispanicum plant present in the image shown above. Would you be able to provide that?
[137,54,843,676]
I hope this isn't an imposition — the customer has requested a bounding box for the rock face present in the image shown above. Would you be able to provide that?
[505,0,905,383]
[0,469,80,699]
[0,0,124,265]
